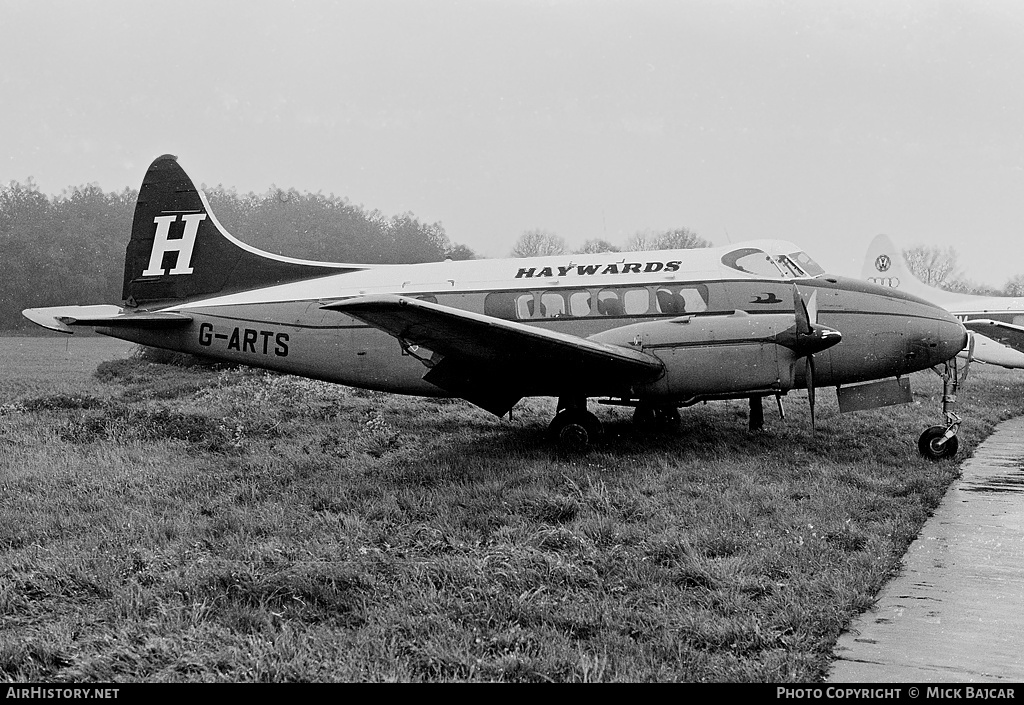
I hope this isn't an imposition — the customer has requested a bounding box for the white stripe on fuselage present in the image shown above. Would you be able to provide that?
[168,239,810,311]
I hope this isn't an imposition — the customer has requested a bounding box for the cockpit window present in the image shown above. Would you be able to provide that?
[775,255,806,278]
[787,250,825,277]
[722,248,786,278]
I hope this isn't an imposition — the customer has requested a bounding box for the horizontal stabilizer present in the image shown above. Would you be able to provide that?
[22,305,192,334]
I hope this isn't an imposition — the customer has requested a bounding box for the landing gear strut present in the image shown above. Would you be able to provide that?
[633,404,681,427]
[550,397,602,453]
[748,396,764,432]
[919,352,969,461]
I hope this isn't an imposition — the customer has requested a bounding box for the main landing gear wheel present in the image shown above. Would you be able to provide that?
[549,409,602,454]
[919,426,959,461]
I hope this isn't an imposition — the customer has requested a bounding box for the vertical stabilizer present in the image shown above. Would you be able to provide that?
[122,155,362,306]
[860,234,965,306]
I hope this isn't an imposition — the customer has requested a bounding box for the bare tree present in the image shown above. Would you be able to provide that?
[624,227,710,252]
[1005,274,1024,297]
[510,228,566,257]
[445,243,477,260]
[903,245,960,288]
[574,238,619,254]
[652,227,712,250]
[623,230,657,251]
[942,277,1002,296]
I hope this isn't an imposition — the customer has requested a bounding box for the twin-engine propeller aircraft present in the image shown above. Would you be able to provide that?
[23,155,969,457]
[863,234,1024,370]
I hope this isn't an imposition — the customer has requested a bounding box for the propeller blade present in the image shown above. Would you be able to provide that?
[788,285,832,430]
[793,285,811,335]
[805,290,818,326]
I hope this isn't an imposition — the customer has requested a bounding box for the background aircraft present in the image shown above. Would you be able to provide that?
[23,156,968,456]
[862,234,1024,369]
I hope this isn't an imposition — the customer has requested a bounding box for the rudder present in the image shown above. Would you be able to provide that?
[122,154,361,307]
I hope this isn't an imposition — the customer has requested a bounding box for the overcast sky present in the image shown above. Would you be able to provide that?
[2,0,1022,286]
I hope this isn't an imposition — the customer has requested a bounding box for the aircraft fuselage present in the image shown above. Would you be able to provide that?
[100,260,965,407]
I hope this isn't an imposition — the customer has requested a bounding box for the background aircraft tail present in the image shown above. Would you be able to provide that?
[860,233,964,306]
[122,154,364,307]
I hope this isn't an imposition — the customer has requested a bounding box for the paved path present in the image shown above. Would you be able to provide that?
[829,416,1024,682]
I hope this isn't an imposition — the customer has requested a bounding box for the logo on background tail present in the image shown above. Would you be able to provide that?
[875,254,891,273]
[142,212,207,276]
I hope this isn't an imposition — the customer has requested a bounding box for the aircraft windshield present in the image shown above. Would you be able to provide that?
[774,255,806,278]
[783,250,825,277]
[721,247,826,279]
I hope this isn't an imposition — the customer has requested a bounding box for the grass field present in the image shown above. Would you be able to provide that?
[2,335,1023,682]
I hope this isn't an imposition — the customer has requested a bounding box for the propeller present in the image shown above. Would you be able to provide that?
[788,285,842,428]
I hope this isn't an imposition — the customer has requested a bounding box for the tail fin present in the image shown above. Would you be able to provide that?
[860,233,964,306]
[123,154,364,306]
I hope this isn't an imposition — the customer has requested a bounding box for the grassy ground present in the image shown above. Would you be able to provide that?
[2,336,1022,682]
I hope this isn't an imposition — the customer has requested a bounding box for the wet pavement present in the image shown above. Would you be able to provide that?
[828,416,1024,682]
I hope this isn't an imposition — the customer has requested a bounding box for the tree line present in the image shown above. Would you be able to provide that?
[903,244,1024,297]
[2,177,1018,332]
[0,180,475,330]
[508,227,711,257]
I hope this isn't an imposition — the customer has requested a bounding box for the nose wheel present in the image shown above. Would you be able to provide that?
[919,425,959,460]
[919,350,969,461]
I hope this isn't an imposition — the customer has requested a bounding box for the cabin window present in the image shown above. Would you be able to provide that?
[655,285,708,314]
[500,291,574,319]
[517,293,538,319]
[484,292,517,319]
[569,291,592,316]
[489,286,709,320]
[623,288,651,314]
[597,289,624,316]
[596,288,650,315]
[540,292,566,318]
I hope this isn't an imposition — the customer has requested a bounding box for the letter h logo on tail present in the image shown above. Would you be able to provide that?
[142,213,207,276]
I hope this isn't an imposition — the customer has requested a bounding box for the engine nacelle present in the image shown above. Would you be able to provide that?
[588,311,804,401]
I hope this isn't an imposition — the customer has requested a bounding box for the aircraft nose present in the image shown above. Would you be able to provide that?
[944,316,970,360]
[923,311,969,367]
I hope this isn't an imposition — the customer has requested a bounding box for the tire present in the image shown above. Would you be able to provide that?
[549,409,601,453]
[918,425,959,460]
